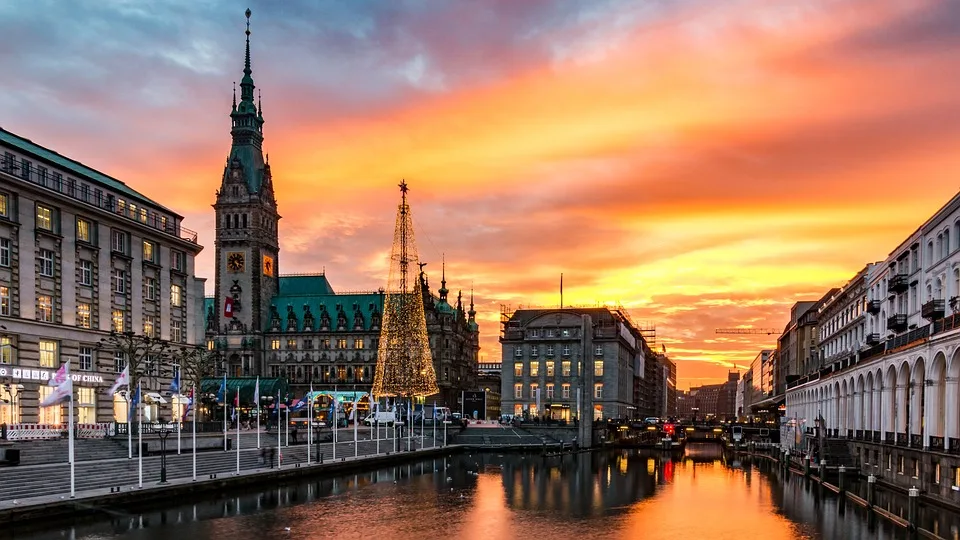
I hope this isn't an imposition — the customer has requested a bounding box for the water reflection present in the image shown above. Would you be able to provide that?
[4,446,942,540]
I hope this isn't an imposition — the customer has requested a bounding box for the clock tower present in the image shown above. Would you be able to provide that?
[212,9,280,377]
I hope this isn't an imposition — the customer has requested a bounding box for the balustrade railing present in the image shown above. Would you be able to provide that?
[847,429,854,439]
[896,433,908,446]
[910,434,923,449]
[873,431,881,443]
[949,438,960,455]
[885,432,895,445]
[855,429,864,441]
[114,422,224,436]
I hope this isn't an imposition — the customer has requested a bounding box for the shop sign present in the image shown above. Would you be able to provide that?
[0,367,104,384]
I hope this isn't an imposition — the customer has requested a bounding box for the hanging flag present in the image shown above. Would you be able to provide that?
[41,372,73,407]
[48,361,70,387]
[216,375,226,403]
[224,297,234,318]
[253,377,260,404]
[234,388,240,408]
[350,393,362,421]
[130,381,142,409]
[169,371,181,395]
[107,365,129,396]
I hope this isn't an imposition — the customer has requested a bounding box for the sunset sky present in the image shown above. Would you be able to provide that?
[3,0,960,389]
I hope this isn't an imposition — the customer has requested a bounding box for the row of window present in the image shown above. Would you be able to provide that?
[513,360,603,378]
[514,345,603,357]
[0,195,185,270]
[512,382,604,400]
[526,328,576,338]
[266,337,370,350]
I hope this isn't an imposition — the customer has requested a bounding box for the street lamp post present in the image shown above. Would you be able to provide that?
[158,427,171,484]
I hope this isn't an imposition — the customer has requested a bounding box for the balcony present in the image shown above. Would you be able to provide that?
[865,333,880,346]
[866,299,882,314]
[888,273,909,293]
[922,299,945,320]
[887,314,908,333]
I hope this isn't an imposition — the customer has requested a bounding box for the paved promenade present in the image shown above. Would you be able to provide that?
[0,428,444,505]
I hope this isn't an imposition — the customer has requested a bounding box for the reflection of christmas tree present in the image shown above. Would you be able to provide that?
[373,182,439,398]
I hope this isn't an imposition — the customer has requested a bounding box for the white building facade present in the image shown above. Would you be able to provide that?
[786,192,960,502]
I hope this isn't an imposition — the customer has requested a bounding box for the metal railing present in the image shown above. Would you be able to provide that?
[930,436,945,451]
[0,158,198,244]
[114,421,224,435]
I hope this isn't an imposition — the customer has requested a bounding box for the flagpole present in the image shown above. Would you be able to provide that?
[307,390,312,465]
[420,400,424,450]
[285,407,289,447]
[333,385,337,461]
[127,393,132,459]
[222,376,227,451]
[375,395,380,456]
[256,377,261,449]
[407,397,412,452]
[192,384,197,481]
[177,394,182,455]
[137,382,143,489]
[433,401,437,448]
[68,382,75,499]
[277,391,282,468]
[354,393,359,458]
[235,392,240,475]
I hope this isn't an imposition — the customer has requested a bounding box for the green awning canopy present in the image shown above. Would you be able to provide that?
[200,377,290,404]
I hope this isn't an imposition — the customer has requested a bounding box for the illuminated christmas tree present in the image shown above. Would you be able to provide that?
[373,182,439,398]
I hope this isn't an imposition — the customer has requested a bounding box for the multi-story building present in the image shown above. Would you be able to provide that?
[817,264,881,374]
[499,306,649,422]
[677,372,739,421]
[648,352,677,419]
[746,349,776,417]
[786,190,960,506]
[0,128,205,425]
[203,14,478,414]
[776,300,820,393]
[477,361,502,419]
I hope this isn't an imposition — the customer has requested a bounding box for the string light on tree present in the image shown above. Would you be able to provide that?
[373,181,439,398]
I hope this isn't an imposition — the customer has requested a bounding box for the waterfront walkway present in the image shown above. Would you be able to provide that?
[0,430,443,505]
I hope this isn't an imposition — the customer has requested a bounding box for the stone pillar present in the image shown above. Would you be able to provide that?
[866,474,876,507]
[908,487,919,531]
[838,465,846,493]
[947,377,959,442]
[819,460,826,482]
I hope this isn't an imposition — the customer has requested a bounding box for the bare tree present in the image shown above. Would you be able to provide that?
[97,331,174,393]
[173,346,219,395]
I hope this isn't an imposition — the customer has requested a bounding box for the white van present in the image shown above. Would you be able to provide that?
[364,411,397,426]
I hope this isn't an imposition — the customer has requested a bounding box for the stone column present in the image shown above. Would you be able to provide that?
[578,314,593,448]
[946,377,959,441]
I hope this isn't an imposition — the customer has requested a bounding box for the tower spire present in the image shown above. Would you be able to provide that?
[244,8,252,78]
[439,253,448,302]
[225,7,266,193]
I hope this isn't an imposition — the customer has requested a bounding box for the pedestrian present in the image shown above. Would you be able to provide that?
[291,425,299,444]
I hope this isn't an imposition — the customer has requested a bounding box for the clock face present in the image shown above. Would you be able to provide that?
[262,254,275,277]
[227,252,245,273]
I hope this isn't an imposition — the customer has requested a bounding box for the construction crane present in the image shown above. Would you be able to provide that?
[715,328,780,335]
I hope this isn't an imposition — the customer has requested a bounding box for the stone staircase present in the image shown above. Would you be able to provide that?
[0,437,437,502]
[822,438,858,469]
[2,438,130,466]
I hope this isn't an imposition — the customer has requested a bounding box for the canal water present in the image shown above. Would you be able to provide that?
[5,444,954,540]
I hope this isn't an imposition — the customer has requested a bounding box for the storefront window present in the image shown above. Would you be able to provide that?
[113,393,130,423]
[77,388,95,423]
[0,385,20,424]
[38,386,62,424]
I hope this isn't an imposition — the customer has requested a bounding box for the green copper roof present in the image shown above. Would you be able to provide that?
[204,296,215,320]
[266,291,385,333]
[278,275,335,296]
[435,299,456,315]
[0,127,178,216]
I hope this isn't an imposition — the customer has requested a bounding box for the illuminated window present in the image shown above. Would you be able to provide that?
[337,338,347,349]
[354,338,364,349]
[562,384,571,399]
[530,362,539,377]
[38,387,61,425]
[270,339,280,350]
[514,404,523,416]
[76,218,92,243]
[77,388,95,423]
[287,339,297,350]
[36,204,53,231]
[546,361,555,377]
[171,284,183,307]
[77,303,91,328]
[112,309,124,332]
[514,383,522,399]
[0,192,7,217]
[39,339,58,368]
[143,315,155,337]
[38,295,53,322]
[562,361,571,377]
[207,339,216,351]
[0,286,9,316]
[514,363,522,377]
[562,329,570,337]
[0,336,14,364]
[594,360,604,377]
[142,240,155,263]
[594,383,603,399]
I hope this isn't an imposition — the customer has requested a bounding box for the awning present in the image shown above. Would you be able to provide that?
[750,394,785,411]
[145,392,167,404]
[200,378,290,404]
